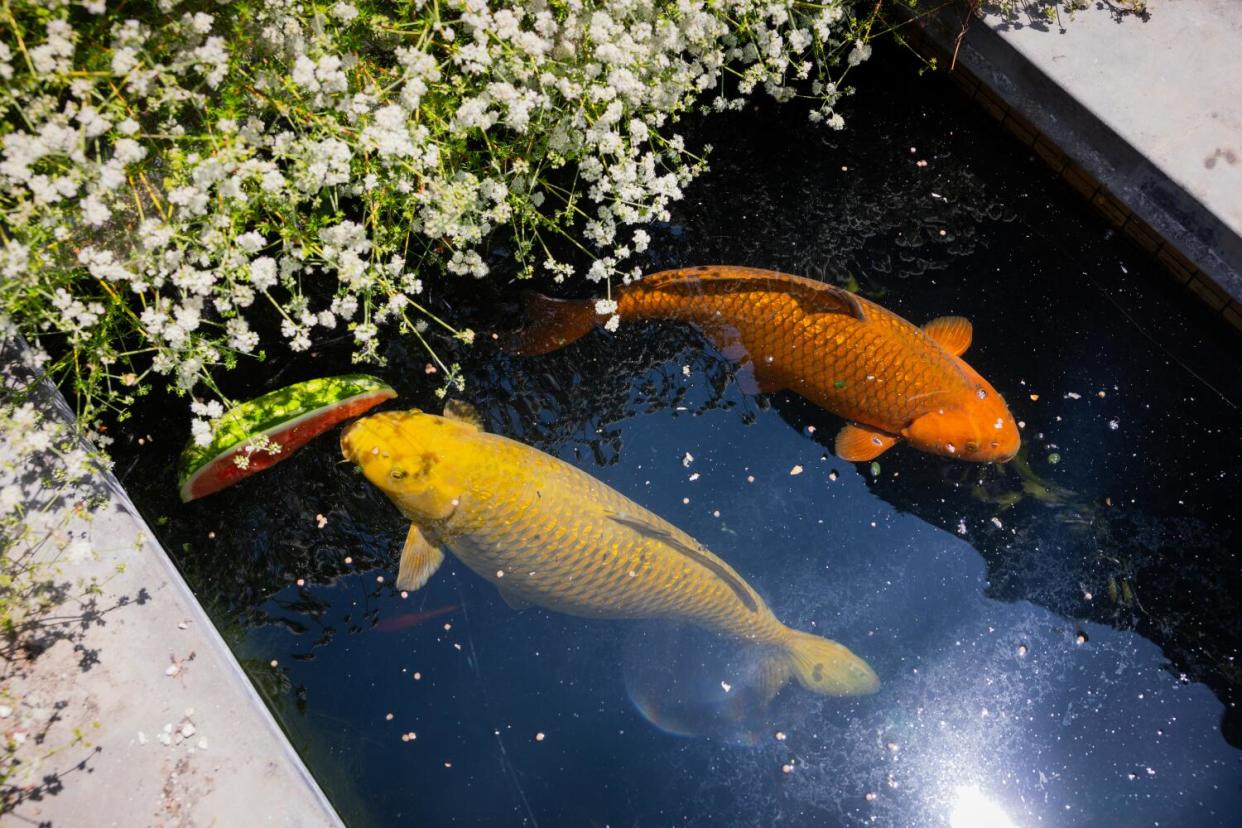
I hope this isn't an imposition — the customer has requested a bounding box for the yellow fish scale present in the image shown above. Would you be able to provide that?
[618,267,972,432]
[432,428,788,644]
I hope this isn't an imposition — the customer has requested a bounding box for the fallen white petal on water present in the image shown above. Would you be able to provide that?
[181,723,196,738]
[1108,419,1120,430]
[316,513,328,528]
[790,465,803,476]
[956,519,967,535]
[682,452,694,467]
[990,517,1003,529]
[165,664,180,677]
[721,681,732,693]
[688,473,700,481]
[197,738,208,751]
[1066,392,1082,400]
[535,732,546,742]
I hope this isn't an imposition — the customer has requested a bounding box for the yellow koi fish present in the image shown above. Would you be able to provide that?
[340,403,879,699]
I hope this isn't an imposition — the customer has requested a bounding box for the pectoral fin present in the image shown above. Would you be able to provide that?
[442,399,485,430]
[497,585,533,611]
[395,524,445,591]
[835,423,900,462]
[923,316,973,356]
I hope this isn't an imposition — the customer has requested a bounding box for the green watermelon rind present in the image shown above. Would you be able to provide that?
[177,374,395,502]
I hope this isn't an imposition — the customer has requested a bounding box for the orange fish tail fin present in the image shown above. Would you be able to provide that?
[499,291,599,355]
[835,423,900,462]
[779,629,879,697]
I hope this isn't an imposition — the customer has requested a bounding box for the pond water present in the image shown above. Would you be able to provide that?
[113,45,1242,827]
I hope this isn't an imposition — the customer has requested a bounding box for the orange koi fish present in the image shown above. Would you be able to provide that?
[506,266,1020,463]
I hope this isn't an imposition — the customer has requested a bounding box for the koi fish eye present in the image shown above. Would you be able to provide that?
[976,388,988,400]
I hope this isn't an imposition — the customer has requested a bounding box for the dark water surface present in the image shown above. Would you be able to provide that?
[113,46,1242,827]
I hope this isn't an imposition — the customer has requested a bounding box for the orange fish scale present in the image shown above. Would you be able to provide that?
[618,267,970,434]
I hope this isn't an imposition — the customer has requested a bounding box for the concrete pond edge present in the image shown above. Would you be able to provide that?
[2,374,344,827]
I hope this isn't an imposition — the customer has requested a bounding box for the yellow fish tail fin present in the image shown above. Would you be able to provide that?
[780,629,880,697]
[499,291,600,356]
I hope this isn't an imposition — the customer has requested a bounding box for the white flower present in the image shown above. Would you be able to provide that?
[249,256,278,290]
[331,3,359,23]
[594,298,618,316]
[191,418,213,446]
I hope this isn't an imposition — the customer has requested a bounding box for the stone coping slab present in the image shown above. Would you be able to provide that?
[2,379,343,827]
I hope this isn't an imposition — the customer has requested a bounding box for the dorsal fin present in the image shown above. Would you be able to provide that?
[923,316,973,356]
[638,267,866,322]
[442,399,484,430]
[604,510,759,613]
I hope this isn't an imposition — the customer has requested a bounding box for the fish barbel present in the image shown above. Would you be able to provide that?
[341,402,879,699]
[505,266,1021,463]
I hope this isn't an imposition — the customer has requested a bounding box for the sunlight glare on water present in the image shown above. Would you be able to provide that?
[949,785,1019,828]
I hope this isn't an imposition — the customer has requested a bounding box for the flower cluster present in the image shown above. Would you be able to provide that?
[0,0,873,434]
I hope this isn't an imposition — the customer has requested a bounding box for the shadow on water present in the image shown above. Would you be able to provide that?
[110,41,1242,827]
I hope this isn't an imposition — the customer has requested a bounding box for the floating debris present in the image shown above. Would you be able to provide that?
[1018,644,1028,657]
[535,732,546,742]
[316,513,328,528]
[1047,452,1061,465]
[1075,631,1089,646]
[790,465,804,476]
[775,731,787,741]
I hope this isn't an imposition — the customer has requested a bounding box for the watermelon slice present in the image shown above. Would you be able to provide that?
[178,374,396,502]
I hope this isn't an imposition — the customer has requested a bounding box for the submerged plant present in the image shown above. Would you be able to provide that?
[0,0,880,438]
